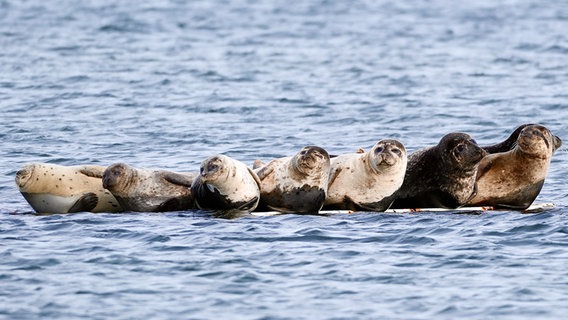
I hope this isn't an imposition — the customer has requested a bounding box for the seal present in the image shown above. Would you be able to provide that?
[15,163,122,213]
[254,146,330,214]
[102,162,197,212]
[467,124,562,209]
[191,154,261,213]
[390,132,487,209]
[325,139,407,211]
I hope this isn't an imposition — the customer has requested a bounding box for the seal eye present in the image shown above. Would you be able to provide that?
[300,150,308,156]
[374,146,384,154]
[454,144,466,156]
[391,148,402,157]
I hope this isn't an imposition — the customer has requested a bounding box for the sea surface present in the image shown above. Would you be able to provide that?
[1,0,568,319]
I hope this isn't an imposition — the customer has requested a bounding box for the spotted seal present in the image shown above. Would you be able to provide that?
[102,162,196,212]
[15,163,122,213]
[191,154,261,212]
[325,139,407,211]
[467,124,562,209]
[254,146,330,214]
[390,132,487,209]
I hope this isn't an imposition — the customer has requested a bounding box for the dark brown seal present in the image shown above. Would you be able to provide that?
[390,132,487,209]
[102,163,196,212]
[467,124,562,209]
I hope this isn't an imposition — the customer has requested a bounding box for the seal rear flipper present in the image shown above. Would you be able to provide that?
[68,192,98,213]
[482,124,533,153]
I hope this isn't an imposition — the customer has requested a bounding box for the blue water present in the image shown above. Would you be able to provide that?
[1,0,568,318]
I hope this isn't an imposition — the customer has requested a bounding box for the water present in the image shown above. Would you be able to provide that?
[1,0,568,318]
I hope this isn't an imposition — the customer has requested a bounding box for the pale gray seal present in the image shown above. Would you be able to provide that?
[102,162,196,212]
[325,139,407,211]
[254,146,330,214]
[15,163,122,213]
[390,132,487,209]
[191,154,261,212]
[467,124,562,209]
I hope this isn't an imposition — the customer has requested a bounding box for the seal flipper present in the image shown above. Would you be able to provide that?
[79,166,106,178]
[236,196,259,211]
[156,198,181,212]
[483,124,533,153]
[68,192,98,213]
[327,167,343,189]
[255,165,274,181]
[162,172,195,187]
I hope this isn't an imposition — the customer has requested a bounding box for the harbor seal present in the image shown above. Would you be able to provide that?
[467,124,562,209]
[191,154,261,212]
[102,163,197,212]
[390,132,487,209]
[325,139,407,211]
[15,163,122,213]
[254,146,330,214]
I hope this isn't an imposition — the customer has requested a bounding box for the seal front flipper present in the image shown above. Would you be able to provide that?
[68,192,98,213]
[236,196,259,211]
[162,172,195,187]
[156,198,181,212]
[327,167,343,189]
[79,166,107,178]
[255,165,274,181]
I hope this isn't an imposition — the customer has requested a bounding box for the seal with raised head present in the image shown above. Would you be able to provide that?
[102,162,197,212]
[467,124,562,209]
[254,146,330,214]
[390,132,487,209]
[15,163,122,213]
[325,139,407,211]
[191,154,261,213]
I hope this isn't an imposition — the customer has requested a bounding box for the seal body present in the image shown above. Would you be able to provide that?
[102,163,196,212]
[325,139,407,211]
[391,132,487,209]
[468,124,562,209]
[15,163,122,213]
[191,155,261,212]
[254,146,330,214]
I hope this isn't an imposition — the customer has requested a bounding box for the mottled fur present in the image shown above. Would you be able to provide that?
[325,139,407,211]
[254,146,330,214]
[191,155,261,212]
[103,163,196,212]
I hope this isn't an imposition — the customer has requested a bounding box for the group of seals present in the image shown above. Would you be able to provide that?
[15,124,562,214]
